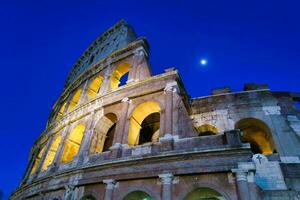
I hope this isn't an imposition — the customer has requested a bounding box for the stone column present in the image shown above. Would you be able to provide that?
[51,126,71,168]
[127,51,139,83]
[98,74,111,95]
[75,113,96,164]
[78,79,90,104]
[164,86,174,136]
[34,135,54,175]
[99,60,113,94]
[63,185,75,200]
[72,186,84,200]
[112,97,131,147]
[232,169,250,200]
[159,173,174,200]
[103,179,117,200]
[127,48,150,83]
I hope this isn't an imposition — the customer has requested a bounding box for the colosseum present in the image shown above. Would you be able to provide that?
[10,20,300,200]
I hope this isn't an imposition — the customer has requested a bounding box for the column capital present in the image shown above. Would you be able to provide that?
[133,47,148,57]
[164,85,177,93]
[109,143,122,150]
[121,97,132,103]
[159,173,174,184]
[231,169,248,182]
[103,179,117,189]
[164,82,179,94]
[65,184,76,191]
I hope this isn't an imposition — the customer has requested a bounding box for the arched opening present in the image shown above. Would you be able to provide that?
[61,124,85,163]
[197,124,218,136]
[29,146,45,175]
[90,113,118,154]
[80,195,96,200]
[86,76,103,100]
[184,187,226,200]
[128,101,160,146]
[110,62,131,90]
[123,191,153,200]
[67,88,82,112]
[235,118,275,155]
[41,134,62,171]
[56,101,67,120]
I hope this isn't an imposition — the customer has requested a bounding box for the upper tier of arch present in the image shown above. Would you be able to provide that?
[64,20,137,87]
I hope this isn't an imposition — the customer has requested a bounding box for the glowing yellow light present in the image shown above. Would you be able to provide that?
[197,124,218,135]
[61,124,85,163]
[128,101,160,146]
[56,102,67,120]
[67,88,82,112]
[236,118,275,155]
[110,63,131,89]
[41,134,62,171]
[87,76,103,100]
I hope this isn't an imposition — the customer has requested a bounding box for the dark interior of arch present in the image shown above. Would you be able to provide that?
[235,118,275,155]
[245,139,262,154]
[200,131,216,136]
[123,191,153,200]
[80,194,96,200]
[138,112,160,145]
[103,123,116,152]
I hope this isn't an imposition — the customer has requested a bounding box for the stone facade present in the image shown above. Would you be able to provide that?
[10,21,300,200]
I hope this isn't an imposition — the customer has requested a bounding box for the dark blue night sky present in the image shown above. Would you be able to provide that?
[1,0,300,199]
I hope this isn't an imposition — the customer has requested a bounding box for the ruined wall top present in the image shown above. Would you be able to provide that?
[64,20,137,87]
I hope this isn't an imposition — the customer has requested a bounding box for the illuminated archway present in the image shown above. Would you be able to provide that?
[29,146,45,175]
[86,76,103,100]
[61,124,85,163]
[235,118,275,155]
[41,134,62,171]
[110,62,131,89]
[67,88,82,112]
[128,101,160,146]
[197,124,218,136]
[123,191,153,200]
[56,101,67,120]
[184,187,226,200]
[90,113,118,154]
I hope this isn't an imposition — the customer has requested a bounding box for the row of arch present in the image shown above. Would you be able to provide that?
[196,118,276,155]
[30,101,162,175]
[55,62,132,120]
[80,188,226,200]
[30,114,276,176]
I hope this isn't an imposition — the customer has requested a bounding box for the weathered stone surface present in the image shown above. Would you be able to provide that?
[253,154,287,190]
[10,21,300,200]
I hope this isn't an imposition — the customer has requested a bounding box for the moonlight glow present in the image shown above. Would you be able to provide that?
[200,59,207,66]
